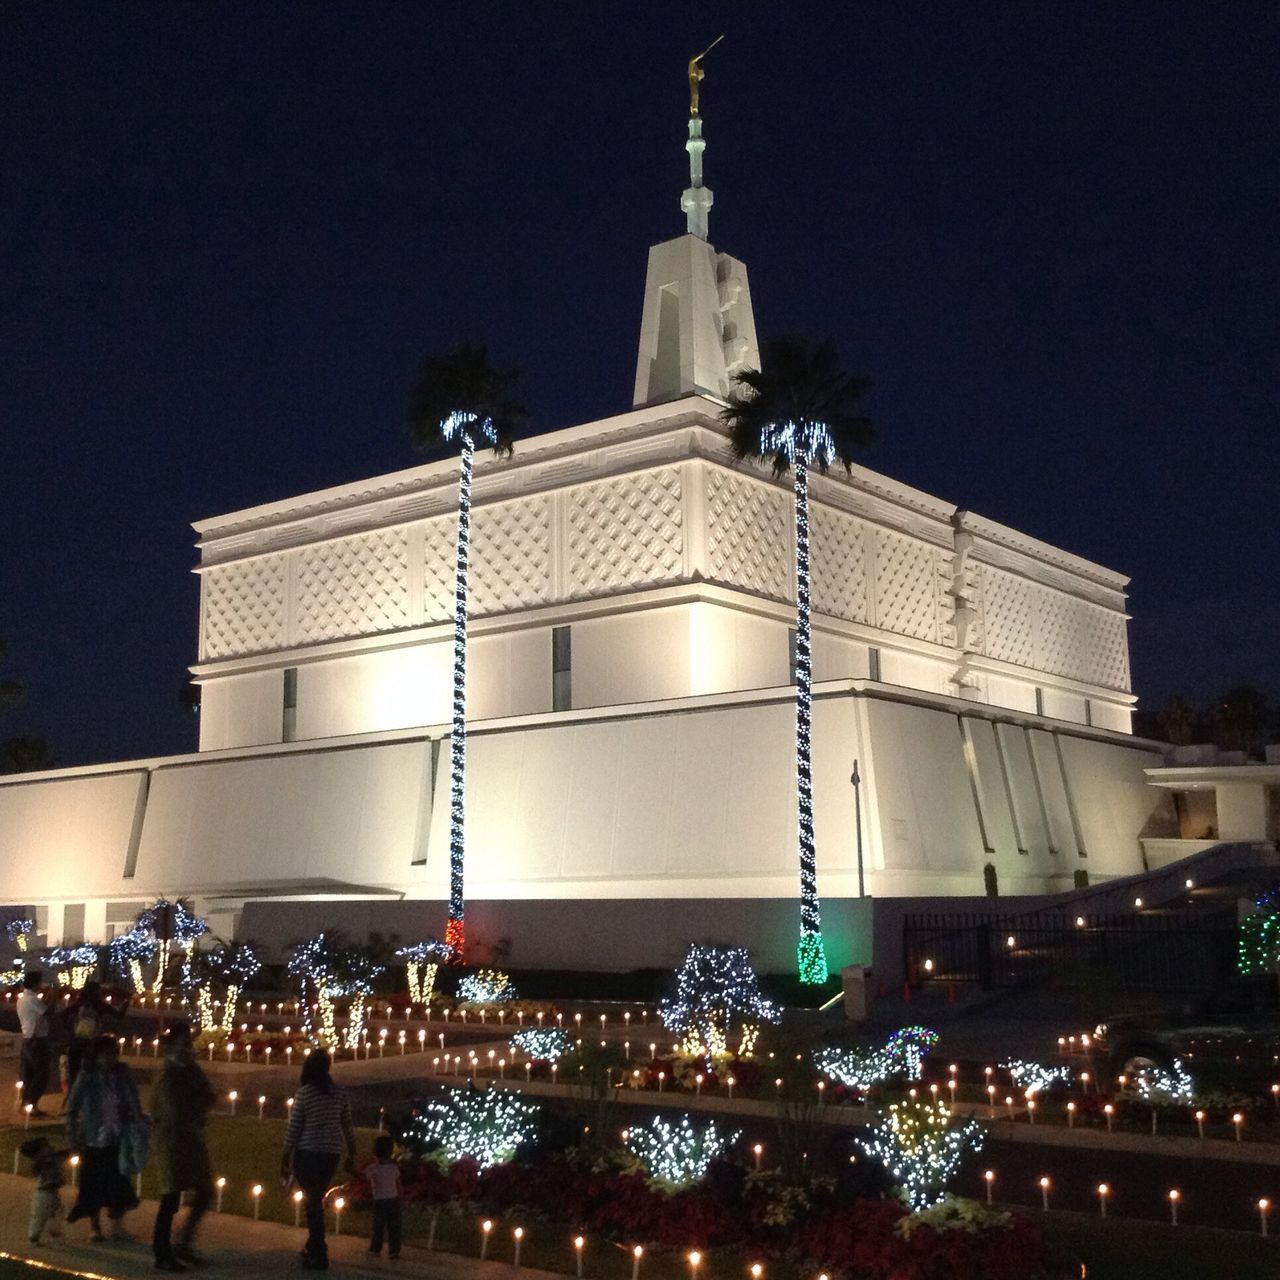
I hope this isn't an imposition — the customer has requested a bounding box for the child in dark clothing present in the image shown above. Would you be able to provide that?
[20,1136,68,1244]
[365,1134,402,1260]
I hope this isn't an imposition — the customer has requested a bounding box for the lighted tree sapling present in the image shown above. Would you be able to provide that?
[722,339,874,983]
[404,1085,541,1170]
[397,940,452,1004]
[406,345,527,961]
[659,944,778,1058]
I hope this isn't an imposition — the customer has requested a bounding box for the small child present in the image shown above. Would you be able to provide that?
[365,1134,402,1260]
[20,1136,67,1245]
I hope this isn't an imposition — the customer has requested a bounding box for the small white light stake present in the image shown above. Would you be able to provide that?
[1233,1112,1245,1143]
[688,1249,702,1278]
[252,1184,263,1220]
[1259,1198,1271,1238]
[1039,1176,1051,1212]
[257,1095,266,1121]
[983,1169,995,1206]
[293,1189,304,1228]
[333,1196,344,1236]
[631,1245,643,1280]
[573,1235,585,1279]
[987,1084,997,1117]
[69,1154,80,1189]
[750,1265,763,1279]
[1067,1101,1076,1128]
[1168,1189,1180,1226]
[513,1226,524,1269]
[23,1103,32,1129]
[1195,1109,1206,1140]
[1097,1183,1109,1218]
[753,1143,763,1171]
[215,1177,226,1214]
[480,1219,493,1261]
[228,1090,238,1116]
[1104,1104,1114,1133]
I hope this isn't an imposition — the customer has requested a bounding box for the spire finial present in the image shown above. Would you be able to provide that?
[682,37,722,239]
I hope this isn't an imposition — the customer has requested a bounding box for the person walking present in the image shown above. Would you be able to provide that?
[67,983,130,1094]
[19,1135,69,1245]
[64,1035,142,1242]
[365,1134,402,1260]
[17,970,52,1117]
[151,1022,216,1272]
[280,1050,356,1271]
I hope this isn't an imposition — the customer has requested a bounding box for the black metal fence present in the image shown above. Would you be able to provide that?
[903,905,1238,993]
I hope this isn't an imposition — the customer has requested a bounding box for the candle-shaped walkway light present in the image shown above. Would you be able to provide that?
[333,1196,345,1236]
[1259,1198,1271,1238]
[215,1177,226,1213]
[293,1188,304,1228]
[573,1235,585,1278]
[1096,1183,1109,1218]
[69,1154,80,1189]
[257,1094,266,1121]
[251,1183,263,1220]
[1104,1103,1114,1133]
[688,1249,703,1278]
[1066,1101,1076,1128]
[1039,1176,1051,1211]
[630,1245,643,1280]
[987,1085,997,1117]
[1194,1109,1206,1139]
[228,1090,238,1117]
[1168,1189,1180,1226]
[983,1169,995,1206]
[479,1219,493,1261]
[513,1225,524,1268]
[1233,1112,1245,1143]
[753,1143,763,1171]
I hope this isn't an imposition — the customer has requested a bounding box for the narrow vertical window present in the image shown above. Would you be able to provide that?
[283,667,298,742]
[868,647,881,682]
[788,628,798,685]
[552,626,572,711]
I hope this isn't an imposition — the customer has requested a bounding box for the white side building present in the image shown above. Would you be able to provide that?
[0,108,1174,970]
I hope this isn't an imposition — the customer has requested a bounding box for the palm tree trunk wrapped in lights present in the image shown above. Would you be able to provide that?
[722,340,874,984]
[407,347,527,960]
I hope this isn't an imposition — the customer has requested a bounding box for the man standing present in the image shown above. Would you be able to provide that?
[17,971,51,1117]
[151,1023,216,1272]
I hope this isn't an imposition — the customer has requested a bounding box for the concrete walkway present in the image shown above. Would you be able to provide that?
[0,1172,563,1280]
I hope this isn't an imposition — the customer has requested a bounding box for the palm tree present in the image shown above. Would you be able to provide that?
[407,344,527,960]
[722,339,874,984]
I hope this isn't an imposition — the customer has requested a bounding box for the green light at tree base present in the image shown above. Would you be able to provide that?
[797,929,829,985]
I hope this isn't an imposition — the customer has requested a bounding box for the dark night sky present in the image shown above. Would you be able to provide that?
[1,3,1276,767]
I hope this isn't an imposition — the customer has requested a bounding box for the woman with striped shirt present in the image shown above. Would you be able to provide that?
[280,1051,356,1271]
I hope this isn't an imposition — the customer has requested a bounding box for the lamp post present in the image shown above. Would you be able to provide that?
[851,759,865,898]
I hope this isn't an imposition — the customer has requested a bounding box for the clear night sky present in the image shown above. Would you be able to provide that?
[1,4,1276,767]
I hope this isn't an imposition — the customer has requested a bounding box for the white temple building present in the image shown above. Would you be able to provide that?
[0,103,1177,973]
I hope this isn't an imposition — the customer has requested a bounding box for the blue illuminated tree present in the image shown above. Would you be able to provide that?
[408,345,527,961]
[723,339,874,982]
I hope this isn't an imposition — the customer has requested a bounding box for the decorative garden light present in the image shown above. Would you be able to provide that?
[257,1094,266,1120]
[1002,1059,1071,1097]
[69,1154,79,1189]
[407,349,526,959]
[1233,1111,1245,1142]
[1259,1198,1271,1237]
[397,940,452,1005]
[573,1235,585,1278]
[457,969,516,1005]
[332,1196,344,1235]
[228,1090,238,1117]
[660,944,778,1058]
[1038,1176,1051,1211]
[479,1219,493,1261]
[207,942,262,1033]
[1168,1188,1180,1226]
[753,1143,763,1170]
[251,1184,263,1220]
[688,1249,702,1278]
[983,1169,994,1205]
[108,927,156,997]
[1133,1059,1196,1106]
[404,1085,540,1169]
[722,344,872,981]
[215,1177,226,1213]
[1096,1183,1109,1218]
[625,1114,741,1188]
[858,1101,985,1211]
[5,919,33,954]
[631,1245,643,1280]
[1104,1103,1114,1132]
[293,1188,304,1227]
[1194,1109,1205,1139]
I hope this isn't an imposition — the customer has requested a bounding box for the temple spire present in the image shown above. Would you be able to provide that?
[681,37,721,239]
[632,40,759,407]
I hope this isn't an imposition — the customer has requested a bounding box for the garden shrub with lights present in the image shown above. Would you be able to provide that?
[342,1085,1071,1278]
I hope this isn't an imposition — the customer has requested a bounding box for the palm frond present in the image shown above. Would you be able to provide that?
[721,338,874,475]
[406,342,529,457]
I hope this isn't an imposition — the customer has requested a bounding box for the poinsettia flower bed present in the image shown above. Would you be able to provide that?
[340,1147,1073,1278]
